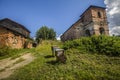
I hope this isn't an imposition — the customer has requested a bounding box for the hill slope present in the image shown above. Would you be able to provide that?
[2,41,120,80]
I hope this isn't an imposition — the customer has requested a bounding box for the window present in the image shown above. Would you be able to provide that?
[85,29,91,36]
[99,27,105,35]
[98,12,101,18]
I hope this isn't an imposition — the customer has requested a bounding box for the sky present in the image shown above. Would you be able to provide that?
[0,0,112,38]
[104,0,120,35]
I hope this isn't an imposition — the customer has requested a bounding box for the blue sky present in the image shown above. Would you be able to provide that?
[0,0,105,37]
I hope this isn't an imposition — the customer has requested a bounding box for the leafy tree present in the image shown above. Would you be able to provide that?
[36,26,56,43]
[48,28,56,39]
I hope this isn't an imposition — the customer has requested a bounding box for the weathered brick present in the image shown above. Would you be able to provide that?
[0,18,32,49]
[61,5,109,42]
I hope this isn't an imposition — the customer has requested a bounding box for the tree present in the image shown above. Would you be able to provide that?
[48,28,56,39]
[36,26,56,43]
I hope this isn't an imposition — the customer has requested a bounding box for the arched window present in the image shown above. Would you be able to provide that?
[98,12,101,18]
[99,27,105,35]
[85,29,91,36]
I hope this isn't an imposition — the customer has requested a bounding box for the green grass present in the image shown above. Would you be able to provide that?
[0,48,35,60]
[2,40,120,80]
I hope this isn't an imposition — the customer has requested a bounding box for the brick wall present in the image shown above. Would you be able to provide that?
[0,27,32,49]
[61,6,109,42]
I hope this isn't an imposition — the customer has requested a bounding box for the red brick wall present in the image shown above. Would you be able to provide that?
[0,27,32,49]
[61,6,109,42]
[91,7,109,35]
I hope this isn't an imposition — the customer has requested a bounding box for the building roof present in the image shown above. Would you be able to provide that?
[0,18,30,32]
[80,5,106,17]
[0,18,30,37]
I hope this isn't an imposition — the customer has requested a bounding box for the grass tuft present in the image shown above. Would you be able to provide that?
[1,40,120,80]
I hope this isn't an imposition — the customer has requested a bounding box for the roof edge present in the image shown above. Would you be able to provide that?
[0,18,31,33]
[80,5,106,17]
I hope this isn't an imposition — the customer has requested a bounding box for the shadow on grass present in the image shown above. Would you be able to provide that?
[46,60,67,65]
[44,55,54,58]
[46,60,59,65]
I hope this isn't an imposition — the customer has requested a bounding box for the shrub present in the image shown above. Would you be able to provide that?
[62,41,74,50]
[0,46,11,56]
[91,36,120,56]
[62,36,120,56]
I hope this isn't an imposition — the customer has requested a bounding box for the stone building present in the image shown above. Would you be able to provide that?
[0,18,32,48]
[61,5,109,42]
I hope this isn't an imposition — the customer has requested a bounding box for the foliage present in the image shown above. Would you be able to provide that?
[0,46,11,56]
[0,47,35,60]
[4,41,120,80]
[49,28,56,40]
[36,26,56,43]
[62,35,120,56]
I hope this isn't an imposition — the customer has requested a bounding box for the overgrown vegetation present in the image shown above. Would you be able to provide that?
[0,46,11,56]
[2,40,120,80]
[0,47,35,60]
[62,35,120,56]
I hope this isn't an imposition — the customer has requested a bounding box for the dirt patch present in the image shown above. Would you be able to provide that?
[0,53,35,80]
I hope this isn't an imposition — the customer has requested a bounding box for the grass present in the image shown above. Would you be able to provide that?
[1,40,120,80]
[0,48,35,60]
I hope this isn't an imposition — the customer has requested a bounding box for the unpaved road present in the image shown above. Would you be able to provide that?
[0,53,35,80]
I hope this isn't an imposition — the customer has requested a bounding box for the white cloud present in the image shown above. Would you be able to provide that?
[109,7,119,15]
[104,0,120,35]
[110,26,120,35]
[56,34,62,40]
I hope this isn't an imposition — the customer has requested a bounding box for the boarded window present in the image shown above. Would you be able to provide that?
[85,29,91,36]
[99,27,105,35]
[98,12,101,18]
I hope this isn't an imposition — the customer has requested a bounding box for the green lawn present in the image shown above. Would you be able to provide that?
[2,40,120,80]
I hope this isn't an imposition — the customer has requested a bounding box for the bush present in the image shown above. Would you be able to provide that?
[62,36,120,56]
[0,46,11,56]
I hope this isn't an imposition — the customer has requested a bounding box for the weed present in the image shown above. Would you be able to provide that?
[62,35,120,56]
[0,48,35,60]
[3,40,120,80]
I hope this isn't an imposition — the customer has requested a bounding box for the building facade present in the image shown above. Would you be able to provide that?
[0,18,32,48]
[61,5,109,42]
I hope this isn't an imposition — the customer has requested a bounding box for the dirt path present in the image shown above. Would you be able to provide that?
[0,53,35,80]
